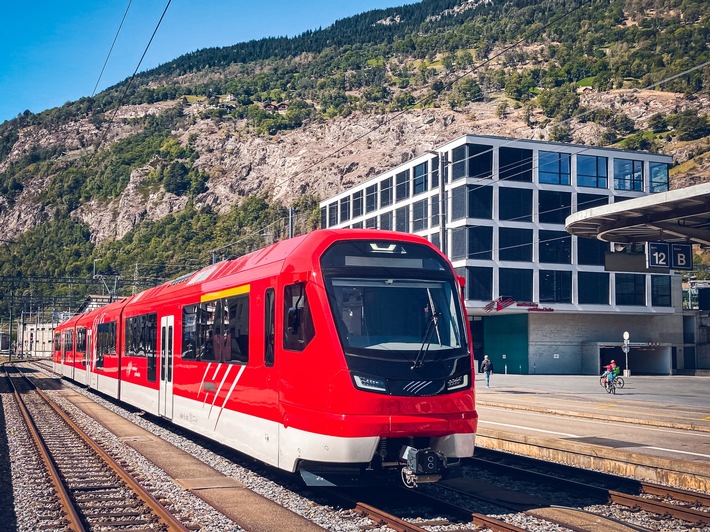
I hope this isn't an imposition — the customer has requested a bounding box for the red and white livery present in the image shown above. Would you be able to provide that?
[54,229,477,487]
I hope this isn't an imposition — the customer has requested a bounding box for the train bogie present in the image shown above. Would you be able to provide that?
[54,229,478,487]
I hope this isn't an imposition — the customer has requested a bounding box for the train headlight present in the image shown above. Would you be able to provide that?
[353,374,388,393]
[446,374,469,391]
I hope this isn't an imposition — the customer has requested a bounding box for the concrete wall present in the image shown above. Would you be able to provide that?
[526,311,683,374]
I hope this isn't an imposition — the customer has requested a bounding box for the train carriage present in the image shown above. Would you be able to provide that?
[56,229,477,487]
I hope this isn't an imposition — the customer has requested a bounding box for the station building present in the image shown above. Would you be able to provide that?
[319,134,687,375]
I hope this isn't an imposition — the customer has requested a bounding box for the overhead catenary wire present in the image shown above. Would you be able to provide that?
[91,0,173,160]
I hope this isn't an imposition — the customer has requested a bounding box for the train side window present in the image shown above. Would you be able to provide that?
[226,294,249,364]
[96,321,116,369]
[283,283,315,351]
[265,288,275,367]
[181,305,198,359]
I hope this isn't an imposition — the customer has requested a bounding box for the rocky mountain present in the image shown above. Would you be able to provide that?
[0,0,709,288]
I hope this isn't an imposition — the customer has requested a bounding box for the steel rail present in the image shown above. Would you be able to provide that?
[4,366,86,531]
[472,513,528,532]
[610,490,710,526]
[16,366,190,531]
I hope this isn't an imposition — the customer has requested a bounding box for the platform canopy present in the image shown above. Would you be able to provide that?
[566,182,710,247]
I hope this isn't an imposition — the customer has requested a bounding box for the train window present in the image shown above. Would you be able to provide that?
[265,289,275,367]
[96,321,117,369]
[65,330,74,352]
[182,296,250,364]
[125,313,157,358]
[283,283,315,351]
[54,332,61,351]
[76,327,87,353]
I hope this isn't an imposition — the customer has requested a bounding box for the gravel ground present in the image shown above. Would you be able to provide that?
[4,364,708,532]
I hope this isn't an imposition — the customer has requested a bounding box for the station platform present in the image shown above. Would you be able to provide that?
[472,373,710,493]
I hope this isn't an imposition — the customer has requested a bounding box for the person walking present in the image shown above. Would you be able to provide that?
[481,354,493,388]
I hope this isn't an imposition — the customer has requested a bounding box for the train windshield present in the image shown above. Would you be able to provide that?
[329,278,463,354]
[321,238,468,362]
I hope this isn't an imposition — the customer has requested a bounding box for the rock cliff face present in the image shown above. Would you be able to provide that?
[1,89,709,243]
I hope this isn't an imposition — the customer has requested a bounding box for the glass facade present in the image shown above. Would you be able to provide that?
[577,154,608,188]
[539,151,571,185]
[614,158,644,191]
[319,135,672,315]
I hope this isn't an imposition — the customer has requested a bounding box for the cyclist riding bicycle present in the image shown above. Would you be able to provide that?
[601,360,618,385]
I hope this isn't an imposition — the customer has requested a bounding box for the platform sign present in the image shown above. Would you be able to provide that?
[670,243,693,270]
[647,242,669,268]
[647,241,693,270]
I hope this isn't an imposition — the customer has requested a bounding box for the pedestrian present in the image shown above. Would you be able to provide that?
[481,354,493,388]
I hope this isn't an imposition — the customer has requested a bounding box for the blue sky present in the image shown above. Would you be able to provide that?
[0,1,408,123]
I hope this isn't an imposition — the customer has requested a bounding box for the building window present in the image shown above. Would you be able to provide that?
[366,185,377,213]
[431,156,439,188]
[379,211,393,231]
[328,202,338,227]
[451,185,467,221]
[539,270,572,303]
[413,162,428,195]
[363,217,375,228]
[577,154,608,188]
[539,190,571,224]
[539,230,571,264]
[396,170,409,201]
[650,162,669,192]
[380,177,393,207]
[451,227,466,260]
[320,207,327,229]
[339,196,351,223]
[615,273,646,306]
[577,193,608,211]
[353,191,363,217]
[468,226,492,260]
[578,272,609,304]
[500,147,533,182]
[467,266,492,301]
[412,199,428,232]
[469,143,493,179]
[651,275,672,307]
[614,158,644,191]
[577,238,608,266]
[395,205,409,232]
[469,185,493,219]
[538,151,571,185]
[499,268,533,301]
[499,187,532,222]
[452,145,467,180]
[430,196,439,227]
[499,228,533,262]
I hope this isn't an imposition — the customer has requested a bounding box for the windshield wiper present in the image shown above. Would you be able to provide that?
[411,311,440,370]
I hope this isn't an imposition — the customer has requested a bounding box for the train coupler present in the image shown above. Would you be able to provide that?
[399,446,446,488]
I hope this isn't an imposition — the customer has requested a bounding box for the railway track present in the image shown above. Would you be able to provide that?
[4,364,189,531]
[460,452,710,529]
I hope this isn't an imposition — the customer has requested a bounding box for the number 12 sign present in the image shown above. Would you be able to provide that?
[647,241,693,270]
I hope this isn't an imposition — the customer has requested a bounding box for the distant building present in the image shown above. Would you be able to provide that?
[319,134,688,375]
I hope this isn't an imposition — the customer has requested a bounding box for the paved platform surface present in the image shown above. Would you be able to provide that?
[472,373,710,492]
[475,373,710,429]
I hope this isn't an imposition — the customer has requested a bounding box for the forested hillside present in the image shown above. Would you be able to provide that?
[0,0,709,310]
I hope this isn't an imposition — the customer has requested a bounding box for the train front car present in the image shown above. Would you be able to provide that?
[286,230,477,488]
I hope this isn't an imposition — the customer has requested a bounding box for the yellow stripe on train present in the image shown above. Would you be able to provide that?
[201,284,250,302]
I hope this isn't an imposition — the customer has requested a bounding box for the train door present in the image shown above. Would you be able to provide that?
[159,315,174,419]
[84,329,93,386]
[89,327,99,390]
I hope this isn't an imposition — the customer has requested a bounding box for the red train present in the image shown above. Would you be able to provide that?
[53,229,477,487]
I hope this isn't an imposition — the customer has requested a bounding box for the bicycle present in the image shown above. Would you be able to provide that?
[605,377,617,394]
[599,374,625,389]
